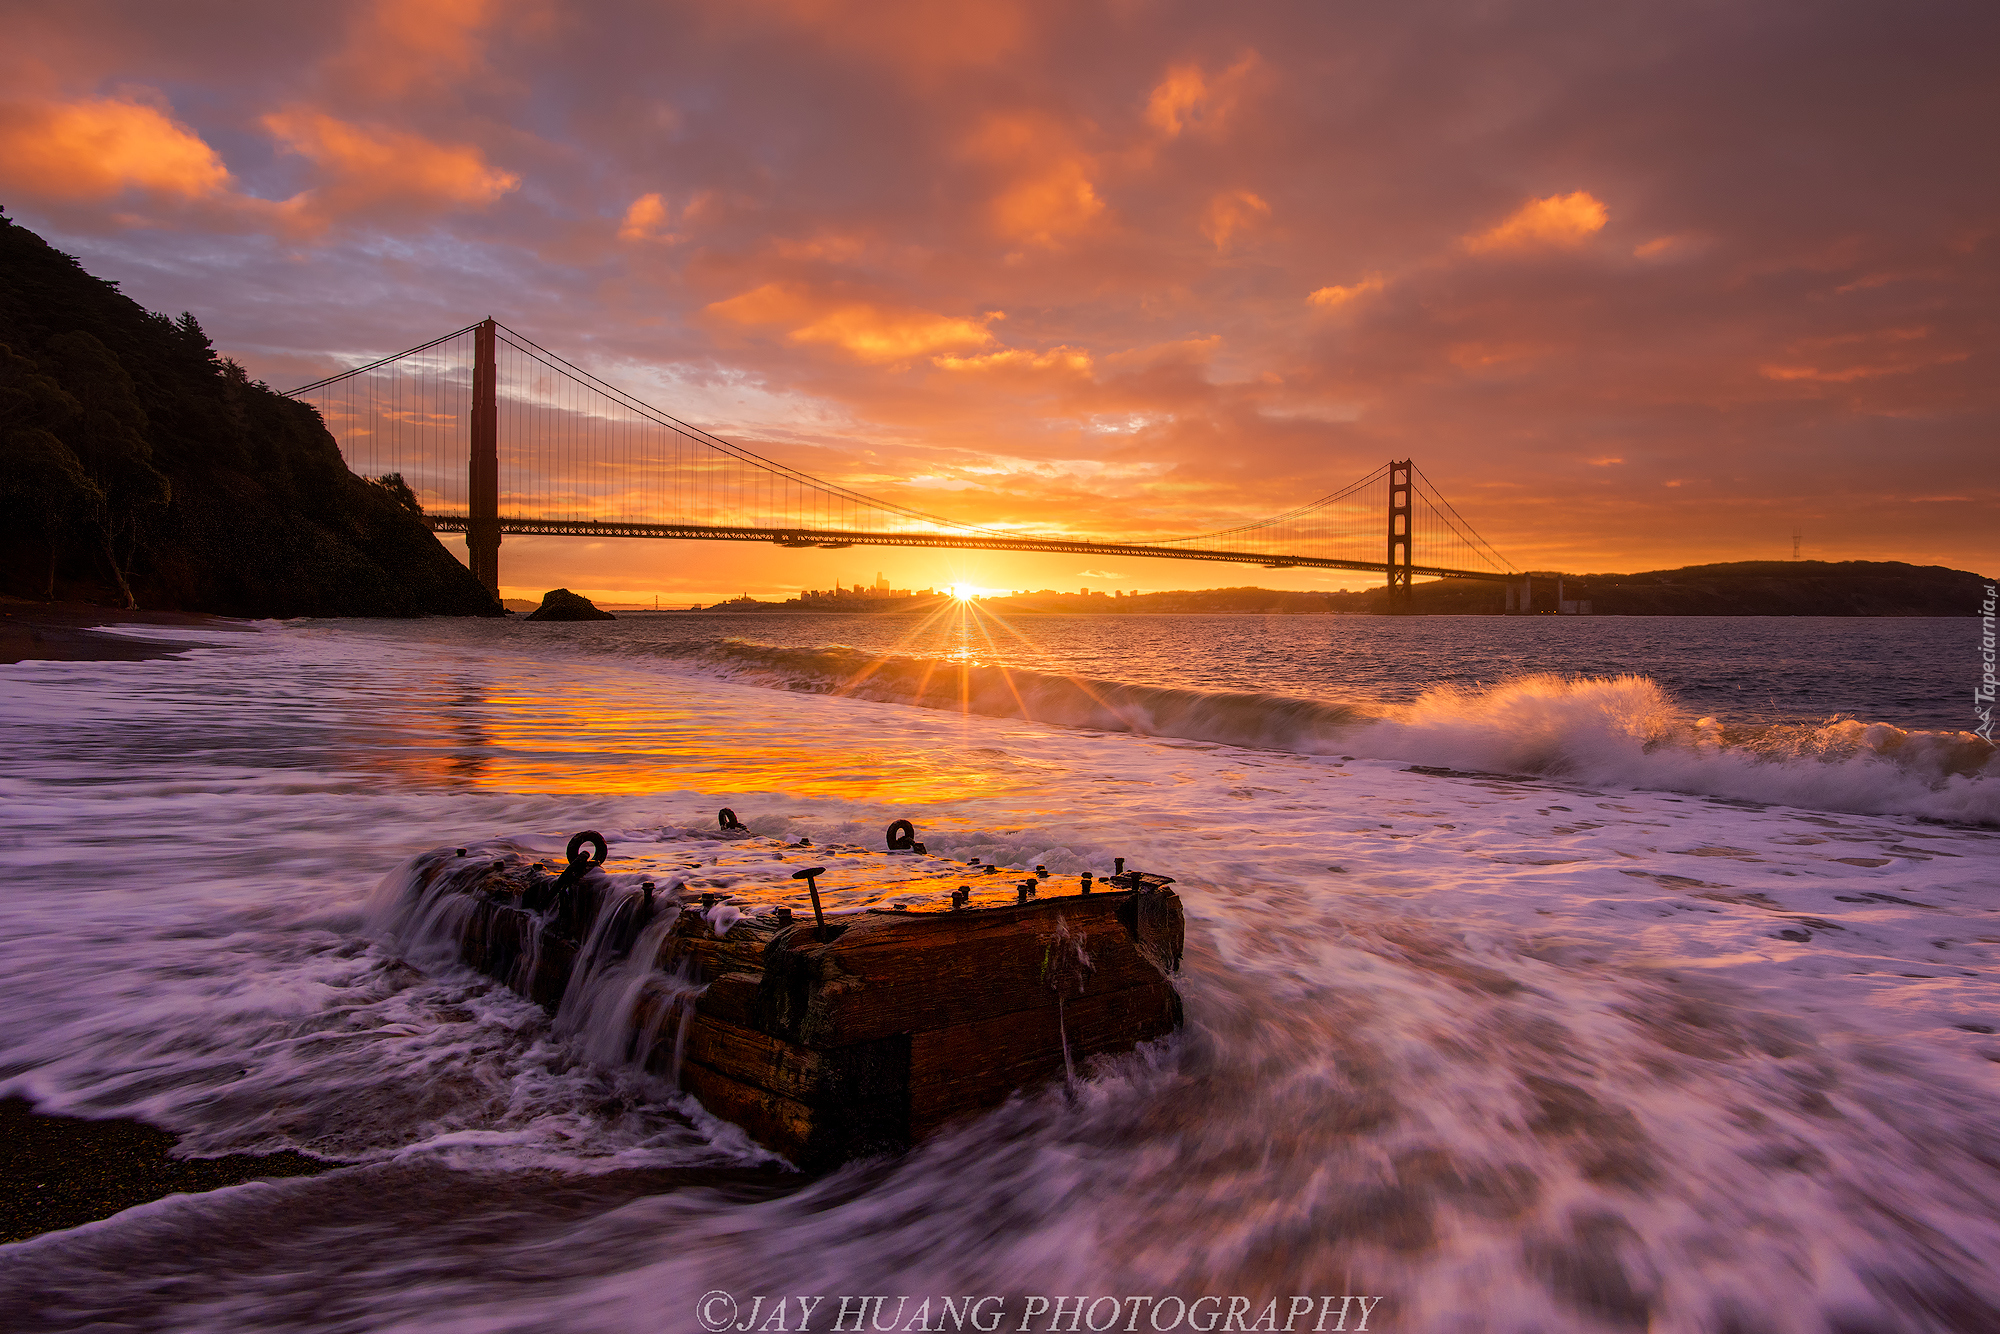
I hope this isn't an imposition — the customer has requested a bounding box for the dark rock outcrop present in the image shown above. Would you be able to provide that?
[0,211,500,617]
[525,588,615,620]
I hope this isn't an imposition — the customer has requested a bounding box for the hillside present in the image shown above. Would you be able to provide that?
[1324,561,1991,616]
[962,564,1989,616]
[0,212,498,617]
[980,586,1335,614]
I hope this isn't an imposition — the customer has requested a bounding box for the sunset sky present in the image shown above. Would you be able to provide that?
[4,0,1994,604]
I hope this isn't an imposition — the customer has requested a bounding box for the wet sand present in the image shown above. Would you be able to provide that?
[0,601,253,666]
[0,1097,328,1243]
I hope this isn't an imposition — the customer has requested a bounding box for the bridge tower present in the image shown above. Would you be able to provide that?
[1386,459,1413,612]
[467,318,501,595]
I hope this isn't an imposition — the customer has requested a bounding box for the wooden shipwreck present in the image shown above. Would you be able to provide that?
[396,821,1184,1167]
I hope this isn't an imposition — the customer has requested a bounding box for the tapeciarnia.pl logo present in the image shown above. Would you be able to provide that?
[692,1294,1387,1334]
[1977,583,1996,742]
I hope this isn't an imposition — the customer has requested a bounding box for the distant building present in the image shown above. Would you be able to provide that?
[791,578,933,605]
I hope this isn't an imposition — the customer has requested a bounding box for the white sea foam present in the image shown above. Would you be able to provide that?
[680,641,1997,824]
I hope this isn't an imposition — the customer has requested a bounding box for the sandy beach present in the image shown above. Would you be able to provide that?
[0,602,257,667]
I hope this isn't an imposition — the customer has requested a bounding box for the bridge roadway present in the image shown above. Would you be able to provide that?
[424,515,1514,582]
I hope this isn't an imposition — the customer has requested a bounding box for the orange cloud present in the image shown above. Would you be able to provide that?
[1145,55,1258,137]
[0,96,231,202]
[1201,189,1270,251]
[330,0,500,98]
[1760,355,1968,384]
[265,109,518,232]
[1464,191,1608,252]
[720,0,1027,77]
[618,192,674,241]
[932,347,1094,380]
[1307,276,1384,308]
[1758,325,1967,383]
[708,283,999,362]
[771,232,867,262]
[963,114,1104,246]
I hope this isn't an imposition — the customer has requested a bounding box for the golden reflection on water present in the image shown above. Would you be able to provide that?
[355,673,1020,803]
[343,597,1134,802]
[811,595,1141,729]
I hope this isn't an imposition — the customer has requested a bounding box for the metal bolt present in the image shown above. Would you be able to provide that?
[968,857,981,866]
[775,906,794,926]
[1016,883,1031,905]
[1114,857,1125,876]
[1080,872,1094,895]
[1034,865,1048,879]
[952,885,970,909]
[891,903,908,912]
[791,867,829,938]
[701,892,717,908]
[455,848,467,857]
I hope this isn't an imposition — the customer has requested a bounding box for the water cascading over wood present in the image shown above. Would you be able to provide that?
[372,824,1185,1167]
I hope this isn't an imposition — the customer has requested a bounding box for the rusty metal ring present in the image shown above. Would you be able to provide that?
[566,830,608,865]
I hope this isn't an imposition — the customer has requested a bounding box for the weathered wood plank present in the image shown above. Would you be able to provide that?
[908,983,1182,1134]
[670,1016,909,1104]
[676,1059,817,1161]
[676,1044,912,1169]
[694,970,762,1030]
[756,897,1174,1047]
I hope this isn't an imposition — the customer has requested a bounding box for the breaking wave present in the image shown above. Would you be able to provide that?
[680,640,1997,823]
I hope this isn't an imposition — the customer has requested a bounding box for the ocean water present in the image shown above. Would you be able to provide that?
[1,611,1996,1334]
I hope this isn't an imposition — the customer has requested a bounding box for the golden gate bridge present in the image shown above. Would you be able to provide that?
[288,319,1519,607]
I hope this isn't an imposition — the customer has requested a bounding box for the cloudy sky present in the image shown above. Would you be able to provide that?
[4,0,1994,603]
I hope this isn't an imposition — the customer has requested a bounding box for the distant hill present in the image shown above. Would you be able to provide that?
[0,212,498,617]
[963,563,1990,616]
[1333,561,1992,616]
[982,586,1335,614]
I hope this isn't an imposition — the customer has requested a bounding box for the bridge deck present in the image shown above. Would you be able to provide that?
[423,515,1514,582]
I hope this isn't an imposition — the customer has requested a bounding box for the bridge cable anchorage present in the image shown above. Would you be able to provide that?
[285,324,1517,590]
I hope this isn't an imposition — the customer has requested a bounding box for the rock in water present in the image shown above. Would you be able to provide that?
[525,588,616,621]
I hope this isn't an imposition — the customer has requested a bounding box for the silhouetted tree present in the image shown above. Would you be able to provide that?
[370,472,424,515]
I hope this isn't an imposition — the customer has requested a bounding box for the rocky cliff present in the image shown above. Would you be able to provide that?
[0,212,498,617]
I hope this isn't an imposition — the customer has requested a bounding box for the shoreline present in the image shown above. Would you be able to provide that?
[0,1097,328,1244]
[0,600,255,666]
[0,1098,797,1244]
